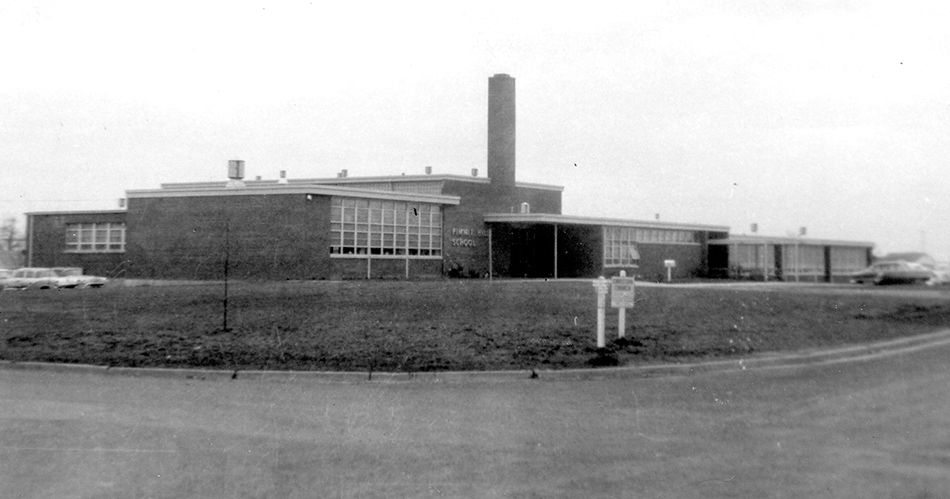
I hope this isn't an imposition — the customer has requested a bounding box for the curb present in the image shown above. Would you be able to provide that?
[4,329,950,384]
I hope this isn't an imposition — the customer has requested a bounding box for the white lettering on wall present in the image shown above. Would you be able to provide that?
[450,227,487,248]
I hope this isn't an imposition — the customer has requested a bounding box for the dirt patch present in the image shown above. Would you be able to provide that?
[1,281,949,371]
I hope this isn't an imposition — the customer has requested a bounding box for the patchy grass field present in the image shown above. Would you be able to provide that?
[2,280,949,372]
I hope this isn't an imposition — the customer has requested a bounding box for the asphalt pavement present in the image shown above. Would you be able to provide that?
[3,328,950,498]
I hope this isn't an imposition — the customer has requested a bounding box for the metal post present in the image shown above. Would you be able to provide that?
[26,214,33,267]
[796,239,800,282]
[488,227,493,282]
[593,277,608,348]
[223,220,230,332]
[553,223,558,279]
[617,271,626,338]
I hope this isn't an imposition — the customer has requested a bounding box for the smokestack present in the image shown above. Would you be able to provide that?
[488,73,516,189]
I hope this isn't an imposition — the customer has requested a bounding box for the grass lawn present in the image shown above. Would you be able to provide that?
[2,280,949,372]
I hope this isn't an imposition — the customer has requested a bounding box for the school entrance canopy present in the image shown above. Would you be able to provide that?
[483,213,729,280]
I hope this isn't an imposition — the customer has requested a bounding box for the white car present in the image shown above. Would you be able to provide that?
[850,261,935,285]
[931,263,950,286]
[5,267,66,290]
[51,267,109,288]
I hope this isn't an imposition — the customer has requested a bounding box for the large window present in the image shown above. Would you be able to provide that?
[604,227,640,267]
[633,228,697,244]
[831,247,868,274]
[783,244,825,276]
[329,197,442,258]
[65,222,125,253]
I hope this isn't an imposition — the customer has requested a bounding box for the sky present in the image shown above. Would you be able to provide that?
[2,0,948,260]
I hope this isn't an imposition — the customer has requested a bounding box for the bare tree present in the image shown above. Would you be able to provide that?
[1,217,23,252]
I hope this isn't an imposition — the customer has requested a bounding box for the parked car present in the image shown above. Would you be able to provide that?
[51,267,109,288]
[931,263,950,285]
[4,267,67,290]
[850,261,936,285]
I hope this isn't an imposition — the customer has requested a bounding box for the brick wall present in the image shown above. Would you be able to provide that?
[28,212,129,277]
[125,194,332,280]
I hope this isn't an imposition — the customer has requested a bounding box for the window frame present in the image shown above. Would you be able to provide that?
[603,226,641,268]
[329,197,443,259]
[64,222,126,253]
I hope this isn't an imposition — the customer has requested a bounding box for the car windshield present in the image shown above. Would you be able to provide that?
[54,268,83,277]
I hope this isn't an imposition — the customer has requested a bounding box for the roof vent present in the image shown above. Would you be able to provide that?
[340,169,348,178]
[278,170,288,184]
[228,160,245,180]
[471,168,478,177]
[226,160,246,188]
[425,166,433,175]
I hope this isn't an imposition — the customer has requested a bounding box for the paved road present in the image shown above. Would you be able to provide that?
[3,334,950,499]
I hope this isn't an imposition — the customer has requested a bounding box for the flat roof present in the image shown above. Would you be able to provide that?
[709,234,874,248]
[483,213,730,232]
[26,209,127,216]
[127,184,462,205]
[160,174,564,192]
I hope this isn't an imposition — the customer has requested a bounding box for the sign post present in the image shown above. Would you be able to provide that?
[610,271,636,339]
[664,259,676,283]
[592,276,609,348]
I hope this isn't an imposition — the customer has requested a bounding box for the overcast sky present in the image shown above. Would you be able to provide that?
[2,1,948,260]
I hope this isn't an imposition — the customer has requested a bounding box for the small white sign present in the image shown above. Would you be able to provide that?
[610,276,636,308]
[664,259,676,268]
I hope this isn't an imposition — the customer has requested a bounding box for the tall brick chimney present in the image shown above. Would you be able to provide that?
[487,73,516,189]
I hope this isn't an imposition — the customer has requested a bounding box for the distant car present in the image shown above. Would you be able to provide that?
[4,267,66,290]
[931,263,950,286]
[851,261,936,285]
[51,267,109,289]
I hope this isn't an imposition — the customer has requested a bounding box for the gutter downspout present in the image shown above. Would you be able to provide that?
[26,214,33,267]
